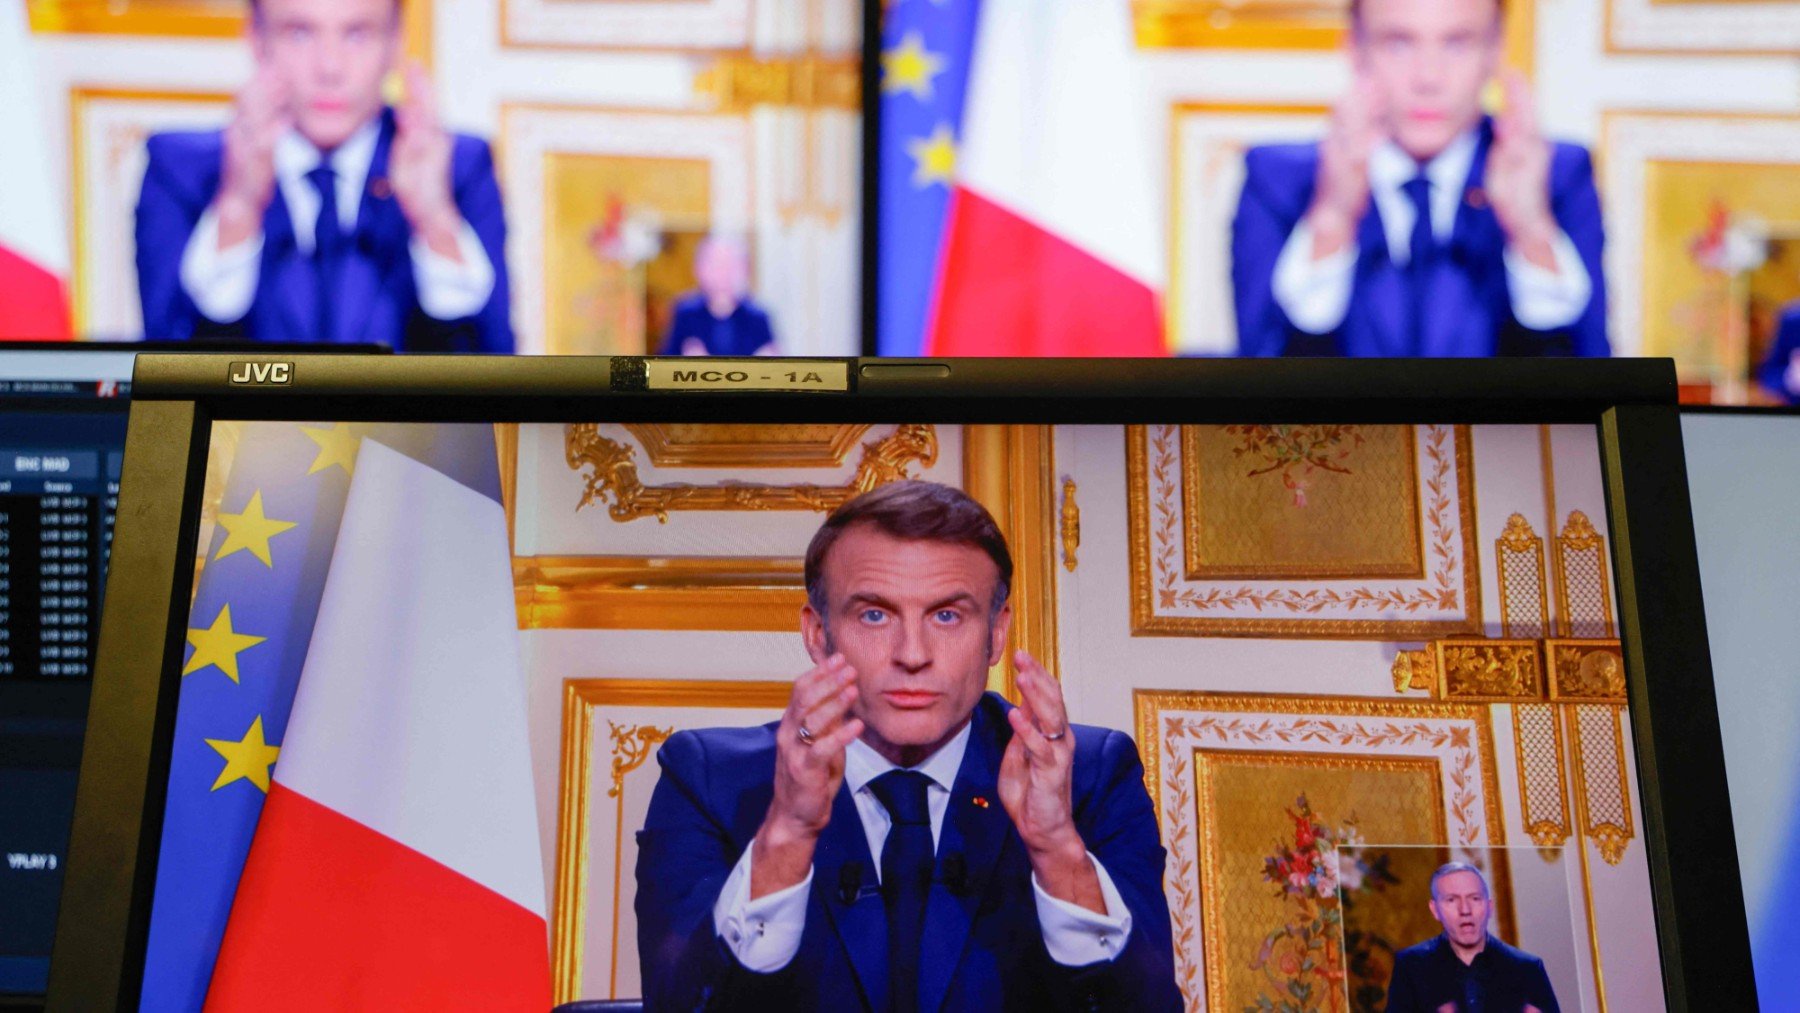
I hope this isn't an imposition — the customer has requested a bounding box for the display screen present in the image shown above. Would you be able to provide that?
[0,349,131,996]
[1682,410,1800,1010]
[142,420,1664,1010]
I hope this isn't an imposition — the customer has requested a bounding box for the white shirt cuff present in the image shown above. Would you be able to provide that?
[711,845,812,973]
[410,219,496,321]
[179,206,264,323]
[1504,228,1593,332]
[1272,221,1358,336]
[1033,852,1133,966]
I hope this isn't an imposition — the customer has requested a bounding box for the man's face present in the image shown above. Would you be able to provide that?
[695,240,749,304]
[802,524,1009,766]
[1353,0,1502,161]
[252,0,399,151]
[1428,870,1491,948]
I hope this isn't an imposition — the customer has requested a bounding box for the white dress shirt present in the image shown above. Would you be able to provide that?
[1272,128,1593,336]
[178,118,495,327]
[712,722,1134,973]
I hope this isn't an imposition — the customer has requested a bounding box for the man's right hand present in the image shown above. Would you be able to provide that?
[215,68,291,250]
[1306,74,1385,261]
[750,653,863,900]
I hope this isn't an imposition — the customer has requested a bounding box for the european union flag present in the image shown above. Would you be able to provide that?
[877,0,982,357]
[138,422,499,1012]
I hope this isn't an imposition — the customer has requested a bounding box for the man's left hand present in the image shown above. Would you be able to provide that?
[1486,71,1559,273]
[999,650,1106,915]
[389,63,465,263]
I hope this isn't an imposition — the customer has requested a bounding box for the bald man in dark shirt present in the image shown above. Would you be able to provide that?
[1384,862,1559,1013]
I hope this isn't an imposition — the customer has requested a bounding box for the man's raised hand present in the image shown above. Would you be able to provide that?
[751,654,863,899]
[1487,70,1559,272]
[389,62,463,261]
[216,67,290,249]
[999,651,1105,914]
[1306,72,1385,261]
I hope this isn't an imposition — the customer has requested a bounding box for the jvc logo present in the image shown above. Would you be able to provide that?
[229,361,293,385]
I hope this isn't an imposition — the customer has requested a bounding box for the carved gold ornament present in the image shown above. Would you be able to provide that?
[1548,641,1628,703]
[1496,513,1550,639]
[1060,476,1080,572]
[1435,640,1545,702]
[566,423,938,522]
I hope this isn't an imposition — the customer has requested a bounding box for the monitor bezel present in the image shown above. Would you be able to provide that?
[48,354,1749,1011]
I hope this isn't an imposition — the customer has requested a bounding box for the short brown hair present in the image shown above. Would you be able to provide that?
[1350,0,1504,27]
[804,480,1013,616]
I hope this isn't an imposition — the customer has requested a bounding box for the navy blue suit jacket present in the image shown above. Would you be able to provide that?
[135,108,513,352]
[1384,933,1559,1013]
[657,294,776,356]
[1756,303,1800,403]
[1232,118,1608,358]
[634,692,1181,1012]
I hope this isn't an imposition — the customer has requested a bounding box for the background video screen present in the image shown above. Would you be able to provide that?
[0,348,131,996]
[1683,410,1800,1011]
[139,419,1664,1009]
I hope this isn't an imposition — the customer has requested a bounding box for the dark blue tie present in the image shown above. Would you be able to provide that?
[1402,175,1435,357]
[870,770,933,1013]
[306,165,342,342]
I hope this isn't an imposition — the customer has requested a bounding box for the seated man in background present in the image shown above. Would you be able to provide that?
[1232,0,1607,358]
[135,0,512,352]
[1384,862,1559,1013]
[635,481,1180,1011]
[1756,300,1800,404]
[658,235,777,356]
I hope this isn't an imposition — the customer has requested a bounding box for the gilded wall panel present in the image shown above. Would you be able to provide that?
[1128,424,1482,638]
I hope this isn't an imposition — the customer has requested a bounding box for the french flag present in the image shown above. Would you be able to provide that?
[204,440,551,1010]
[0,0,72,340]
[878,0,1165,357]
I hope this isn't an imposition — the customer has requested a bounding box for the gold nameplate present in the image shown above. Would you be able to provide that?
[644,359,849,393]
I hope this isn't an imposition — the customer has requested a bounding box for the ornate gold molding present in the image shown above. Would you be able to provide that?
[553,679,792,1005]
[1391,648,1433,694]
[695,54,861,112]
[1547,640,1627,703]
[516,556,806,632]
[963,426,1058,700]
[1435,639,1545,703]
[1496,513,1550,639]
[1568,703,1635,867]
[566,423,938,523]
[1128,424,1483,638]
[618,423,872,469]
[1556,511,1617,639]
[1512,702,1572,848]
[1060,476,1080,573]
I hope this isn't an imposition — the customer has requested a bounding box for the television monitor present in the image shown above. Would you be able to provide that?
[0,345,132,1002]
[49,356,1748,1010]
[0,343,385,1007]
[1680,407,1800,1010]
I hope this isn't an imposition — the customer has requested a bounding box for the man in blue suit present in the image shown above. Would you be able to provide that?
[1756,301,1800,403]
[1232,0,1607,358]
[635,481,1180,1011]
[135,0,511,351]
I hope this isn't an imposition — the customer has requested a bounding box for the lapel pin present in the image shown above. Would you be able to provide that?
[370,178,392,200]
[972,796,989,808]
[1465,186,1488,210]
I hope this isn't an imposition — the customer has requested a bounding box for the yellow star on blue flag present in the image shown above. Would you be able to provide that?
[908,123,958,189]
[214,490,297,567]
[301,423,362,476]
[883,31,946,101]
[205,716,281,792]
[183,603,266,683]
